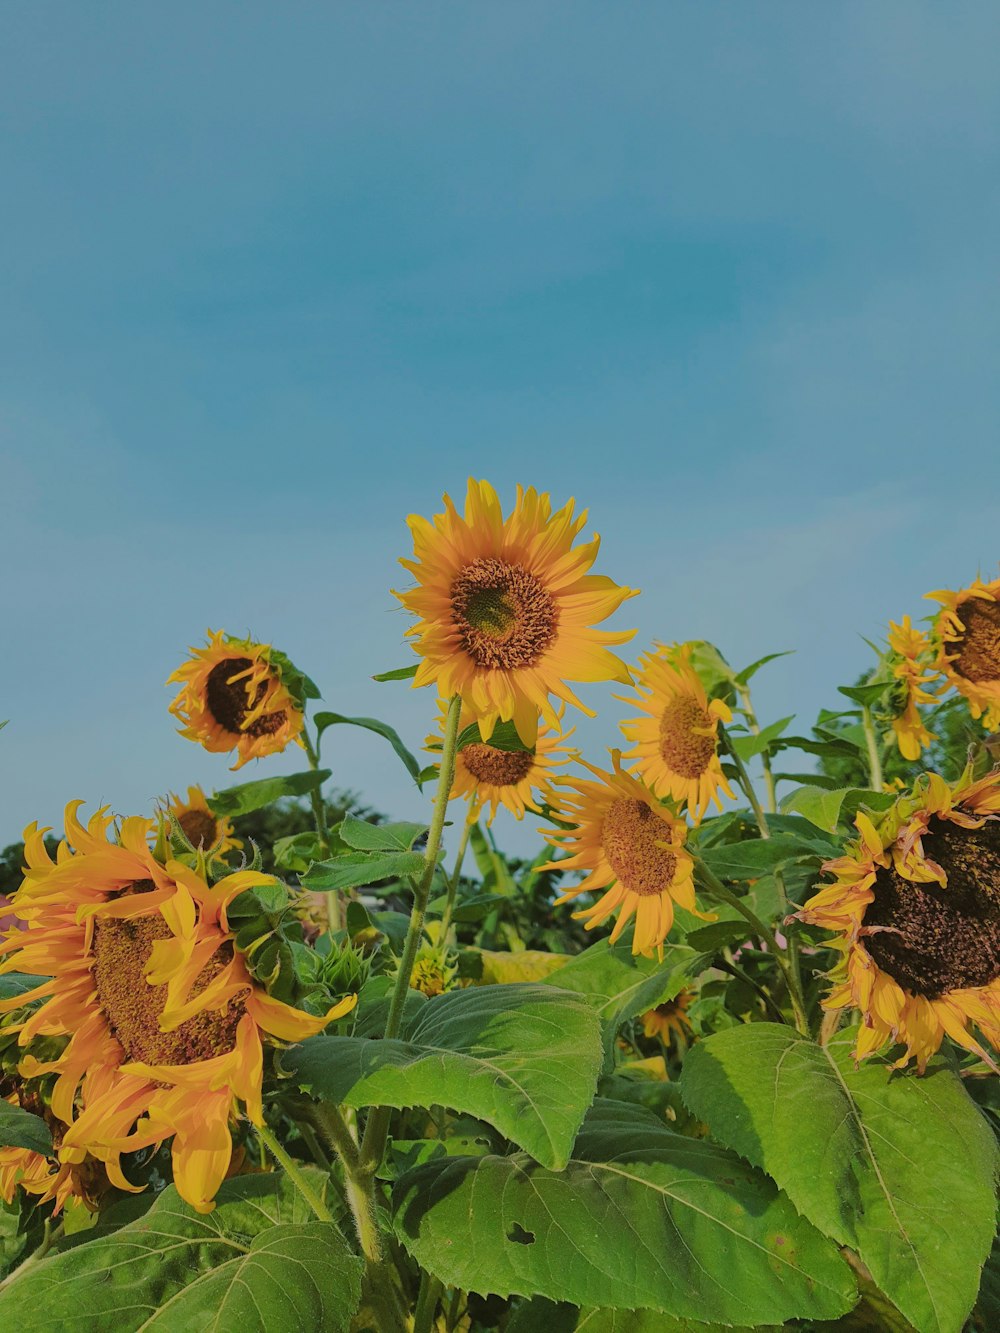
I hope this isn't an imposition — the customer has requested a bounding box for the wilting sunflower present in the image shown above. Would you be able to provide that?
[540,754,701,957]
[927,576,1000,731]
[395,479,638,745]
[0,1092,108,1214]
[796,770,1000,1071]
[618,643,735,823]
[0,804,355,1213]
[164,785,240,856]
[886,617,940,761]
[427,700,573,823]
[641,989,694,1050]
[168,631,305,769]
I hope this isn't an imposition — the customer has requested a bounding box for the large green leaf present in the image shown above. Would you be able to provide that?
[575,1308,778,1332]
[208,769,331,817]
[282,984,603,1170]
[393,1099,855,1325]
[698,834,821,881]
[301,849,426,893]
[680,1026,999,1333]
[780,784,896,833]
[336,815,427,852]
[314,711,422,784]
[0,1172,362,1331]
[0,972,44,1003]
[0,1101,52,1154]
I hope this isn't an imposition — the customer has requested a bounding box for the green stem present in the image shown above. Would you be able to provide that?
[736,683,777,813]
[862,705,884,791]
[717,721,770,840]
[302,725,341,933]
[439,808,476,938]
[717,954,788,1025]
[413,1269,443,1333]
[0,1219,63,1292]
[256,1121,333,1222]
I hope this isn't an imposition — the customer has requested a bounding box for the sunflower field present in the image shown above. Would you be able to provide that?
[1,478,999,1333]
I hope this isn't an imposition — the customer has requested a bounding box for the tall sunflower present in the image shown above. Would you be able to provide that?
[0,804,355,1213]
[886,617,940,761]
[168,631,305,770]
[539,754,701,957]
[617,643,735,823]
[427,701,573,824]
[164,785,240,856]
[395,479,638,745]
[796,770,1000,1071]
[927,576,1000,730]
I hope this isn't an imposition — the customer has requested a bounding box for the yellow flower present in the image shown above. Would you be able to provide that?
[167,631,305,770]
[796,770,1000,1071]
[926,576,1000,731]
[885,617,940,761]
[427,701,573,824]
[0,804,355,1213]
[539,754,702,957]
[164,785,241,856]
[641,989,694,1049]
[395,479,638,745]
[618,643,735,823]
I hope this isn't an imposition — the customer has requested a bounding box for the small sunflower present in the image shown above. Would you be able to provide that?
[427,701,573,824]
[796,770,1000,1071]
[927,576,1000,730]
[0,1092,108,1214]
[0,804,355,1213]
[395,479,638,745]
[540,754,701,957]
[886,617,940,761]
[168,631,305,770]
[164,785,241,856]
[641,989,694,1050]
[618,643,735,822]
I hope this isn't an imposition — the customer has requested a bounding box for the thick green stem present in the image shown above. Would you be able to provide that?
[439,808,476,938]
[413,1269,443,1333]
[0,1219,63,1292]
[737,683,777,813]
[302,725,341,933]
[862,705,884,792]
[718,721,770,840]
[255,1121,333,1222]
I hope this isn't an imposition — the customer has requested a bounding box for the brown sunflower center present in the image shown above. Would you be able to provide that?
[952,598,1000,685]
[866,818,1000,999]
[177,809,219,849]
[601,798,677,898]
[659,695,716,779]
[451,558,558,670]
[205,657,287,738]
[92,880,247,1065]
[461,742,535,787]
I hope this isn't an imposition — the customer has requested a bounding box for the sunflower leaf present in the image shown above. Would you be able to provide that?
[698,833,821,880]
[208,769,331,817]
[301,849,426,893]
[392,1098,856,1324]
[313,712,423,784]
[0,1101,52,1155]
[372,664,418,682]
[779,783,897,833]
[679,1025,1000,1333]
[281,983,603,1170]
[733,650,795,687]
[335,814,427,852]
[456,718,533,753]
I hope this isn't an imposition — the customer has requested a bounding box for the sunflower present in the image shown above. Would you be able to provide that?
[927,576,1000,731]
[0,1097,108,1214]
[164,785,241,857]
[539,754,701,957]
[617,643,735,823]
[168,631,305,770]
[641,989,694,1049]
[886,617,940,761]
[427,700,573,823]
[394,479,638,745]
[0,804,355,1213]
[796,770,1000,1071]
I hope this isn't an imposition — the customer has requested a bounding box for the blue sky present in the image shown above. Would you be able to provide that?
[2,4,999,855]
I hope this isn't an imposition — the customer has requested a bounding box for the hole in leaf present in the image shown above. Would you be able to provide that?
[507,1222,535,1246]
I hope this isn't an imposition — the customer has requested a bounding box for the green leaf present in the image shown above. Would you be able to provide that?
[780,784,896,833]
[372,664,418,682]
[0,1102,52,1155]
[301,850,426,893]
[393,1099,855,1324]
[0,972,45,1003]
[729,715,794,760]
[208,769,331,817]
[336,815,427,852]
[699,834,820,880]
[282,984,603,1170]
[314,712,422,784]
[733,650,794,687]
[838,682,890,707]
[773,733,863,759]
[0,1173,363,1332]
[575,1308,776,1332]
[680,1026,999,1333]
[683,918,751,952]
[457,718,533,753]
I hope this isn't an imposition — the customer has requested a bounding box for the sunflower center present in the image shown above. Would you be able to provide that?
[952,598,1000,685]
[451,558,558,670]
[177,809,218,849]
[866,818,1000,999]
[461,742,535,787]
[601,798,677,897]
[205,657,287,738]
[92,881,247,1065]
[658,696,716,779]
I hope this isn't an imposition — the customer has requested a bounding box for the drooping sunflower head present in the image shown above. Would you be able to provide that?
[163,785,240,857]
[539,753,701,957]
[796,770,1000,1071]
[926,576,1000,731]
[640,988,694,1049]
[617,643,735,823]
[167,631,306,770]
[0,803,355,1214]
[886,616,941,761]
[427,700,574,824]
[395,479,638,745]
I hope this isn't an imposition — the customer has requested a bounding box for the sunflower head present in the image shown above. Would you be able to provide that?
[796,769,1000,1071]
[539,753,703,957]
[163,786,240,858]
[640,989,694,1049]
[167,632,307,770]
[394,479,638,744]
[618,643,735,823]
[927,577,1000,731]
